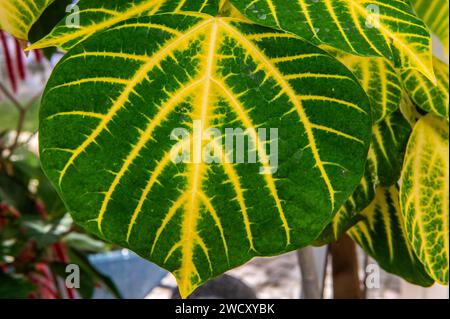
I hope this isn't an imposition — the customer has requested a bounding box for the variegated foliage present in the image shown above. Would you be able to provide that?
[0,0,54,40]
[349,186,434,286]
[39,13,372,297]
[411,0,449,54]
[229,0,436,82]
[317,110,411,244]
[29,0,221,50]
[400,114,449,284]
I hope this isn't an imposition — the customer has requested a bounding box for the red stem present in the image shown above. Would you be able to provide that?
[0,31,17,93]
[53,242,77,299]
[14,39,26,81]
[30,274,60,299]
[34,49,43,64]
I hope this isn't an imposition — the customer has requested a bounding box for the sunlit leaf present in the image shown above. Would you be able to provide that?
[349,186,434,287]
[400,114,449,284]
[39,13,372,297]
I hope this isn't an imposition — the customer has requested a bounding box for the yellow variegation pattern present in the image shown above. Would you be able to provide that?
[400,114,449,284]
[40,13,371,297]
[349,186,434,286]
[28,0,219,50]
[411,0,449,54]
[402,57,449,119]
[230,0,436,82]
[350,187,408,262]
[0,0,54,40]
[339,54,402,122]
[316,110,411,244]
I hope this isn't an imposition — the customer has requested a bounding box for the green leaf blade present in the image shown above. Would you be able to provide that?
[39,13,372,297]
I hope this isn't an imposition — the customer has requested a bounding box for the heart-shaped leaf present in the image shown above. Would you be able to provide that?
[28,0,220,50]
[349,186,434,287]
[229,0,435,82]
[0,0,54,40]
[39,13,372,297]
[400,113,449,285]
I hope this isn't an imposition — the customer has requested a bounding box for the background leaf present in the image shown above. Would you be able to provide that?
[411,0,449,54]
[349,186,434,287]
[316,110,411,244]
[0,273,35,299]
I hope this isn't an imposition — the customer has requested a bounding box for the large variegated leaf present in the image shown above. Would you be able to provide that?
[400,114,449,284]
[349,186,434,286]
[0,0,54,40]
[339,54,402,123]
[411,0,449,54]
[39,13,372,297]
[28,0,220,50]
[402,57,449,119]
[229,0,436,82]
[316,110,411,244]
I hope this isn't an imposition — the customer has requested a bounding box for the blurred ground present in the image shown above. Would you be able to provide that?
[145,250,408,299]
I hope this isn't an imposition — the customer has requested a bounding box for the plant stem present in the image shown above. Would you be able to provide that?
[330,234,363,299]
[297,247,321,299]
[0,82,41,158]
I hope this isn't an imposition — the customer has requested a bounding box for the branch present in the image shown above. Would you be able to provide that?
[0,82,42,158]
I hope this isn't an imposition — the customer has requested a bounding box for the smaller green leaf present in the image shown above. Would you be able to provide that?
[21,214,73,248]
[63,232,106,253]
[400,113,449,285]
[349,186,434,287]
[28,0,73,43]
[402,57,449,119]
